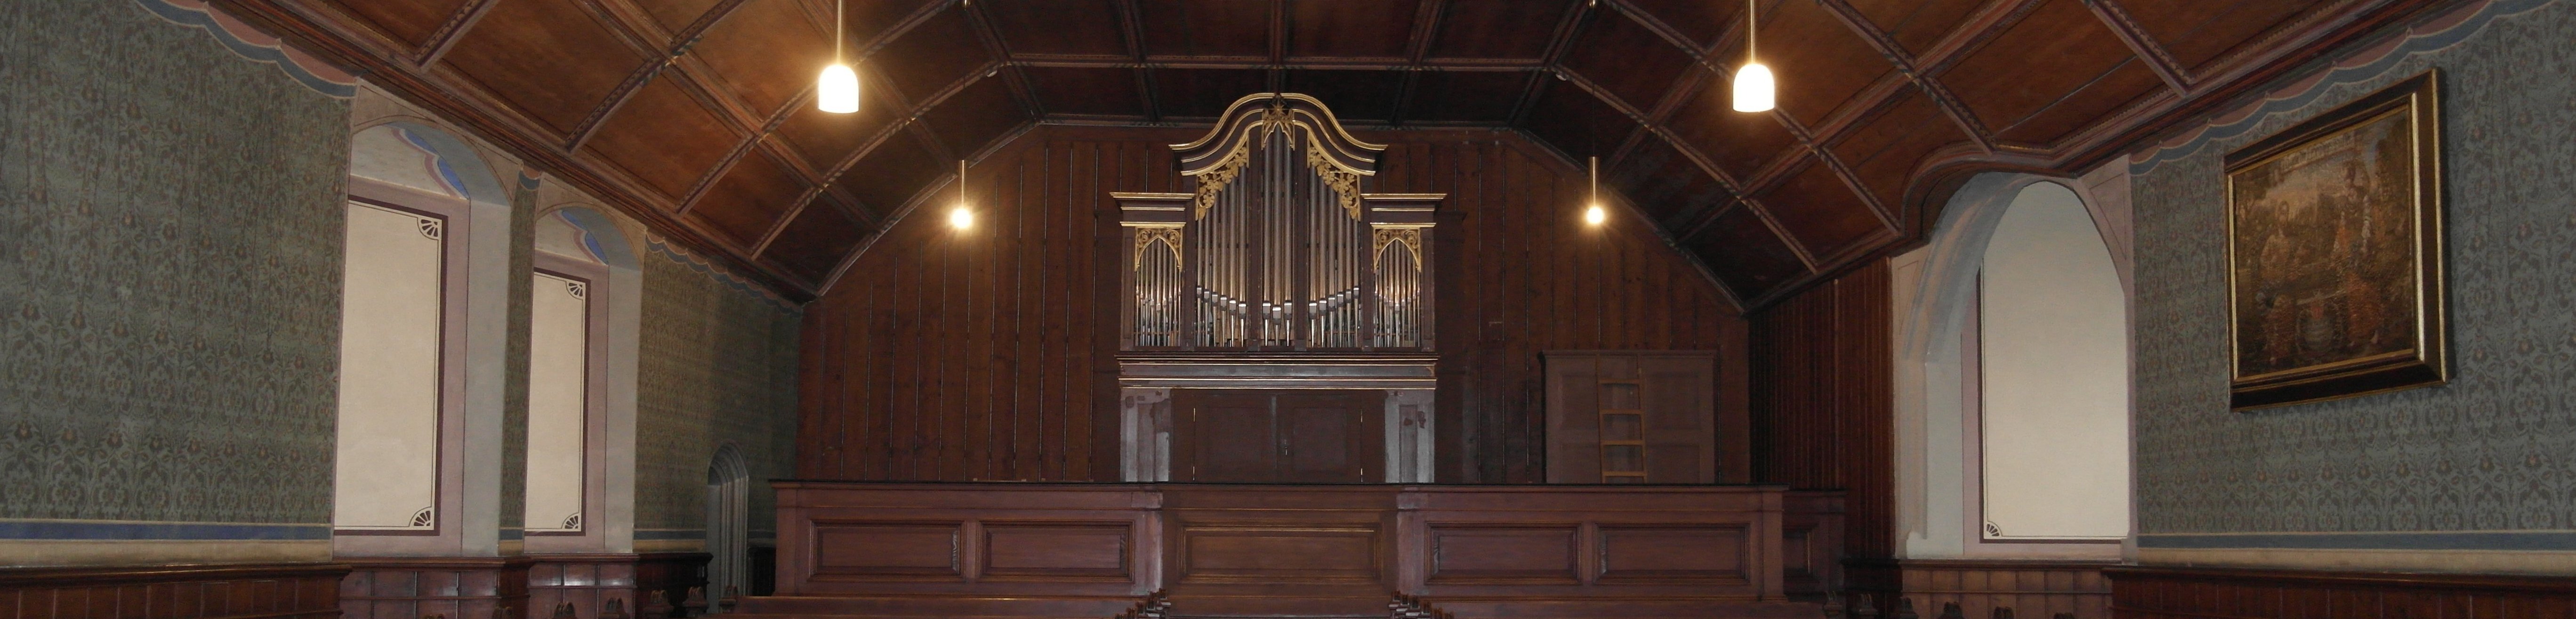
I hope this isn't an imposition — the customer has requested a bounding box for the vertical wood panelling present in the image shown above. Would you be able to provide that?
[1417,136,1747,485]
[799,131,1180,481]
[2109,566,2576,619]
[798,127,1746,482]
[1749,261,1893,561]
[0,564,346,619]
[1890,560,2115,619]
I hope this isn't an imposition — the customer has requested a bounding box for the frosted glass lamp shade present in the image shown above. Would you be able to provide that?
[1732,62,1775,113]
[1584,204,1607,225]
[818,64,860,114]
[948,205,974,229]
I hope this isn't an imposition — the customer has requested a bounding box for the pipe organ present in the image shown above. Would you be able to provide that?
[1114,93,1442,352]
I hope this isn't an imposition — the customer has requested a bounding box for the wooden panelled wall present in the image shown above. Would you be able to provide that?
[2109,566,2576,619]
[0,564,346,619]
[796,126,1748,483]
[1747,262,1895,592]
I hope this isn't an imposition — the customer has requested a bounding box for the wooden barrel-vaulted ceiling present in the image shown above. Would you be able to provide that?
[223,0,2445,306]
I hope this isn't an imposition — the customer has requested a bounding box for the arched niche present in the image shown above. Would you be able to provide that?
[335,122,520,557]
[523,204,647,554]
[1888,171,2135,560]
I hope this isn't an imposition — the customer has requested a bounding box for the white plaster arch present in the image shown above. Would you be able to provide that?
[1888,168,2136,560]
[528,204,648,554]
[336,119,521,558]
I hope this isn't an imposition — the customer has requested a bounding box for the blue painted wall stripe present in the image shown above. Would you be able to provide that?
[0,521,332,541]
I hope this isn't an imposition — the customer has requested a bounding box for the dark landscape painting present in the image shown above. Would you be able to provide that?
[2224,71,2445,409]
[2230,107,2416,376]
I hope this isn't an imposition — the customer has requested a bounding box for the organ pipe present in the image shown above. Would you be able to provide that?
[1125,93,1433,352]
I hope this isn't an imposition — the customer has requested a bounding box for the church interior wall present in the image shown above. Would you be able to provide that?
[793,125,1749,485]
[0,0,351,566]
[2128,0,2576,575]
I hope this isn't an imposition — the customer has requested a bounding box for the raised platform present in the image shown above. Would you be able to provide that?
[746,482,1844,619]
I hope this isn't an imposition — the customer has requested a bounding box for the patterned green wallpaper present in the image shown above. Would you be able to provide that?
[2132,0,2576,537]
[0,0,350,523]
[635,241,801,536]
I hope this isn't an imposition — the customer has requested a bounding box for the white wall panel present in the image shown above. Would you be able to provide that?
[334,201,447,530]
[1978,183,2130,540]
[523,271,590,532]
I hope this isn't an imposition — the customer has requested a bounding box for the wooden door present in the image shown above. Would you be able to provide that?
[1543,351,1718,483]
[1173,389,1385,482]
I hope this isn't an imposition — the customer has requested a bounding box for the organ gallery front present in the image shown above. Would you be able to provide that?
[1109,94,1446,484]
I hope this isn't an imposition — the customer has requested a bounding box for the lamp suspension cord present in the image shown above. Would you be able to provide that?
[958,159,967,204]
[1745,0,1757,64]
[1588,156,1597,204]
[833,0,845,64]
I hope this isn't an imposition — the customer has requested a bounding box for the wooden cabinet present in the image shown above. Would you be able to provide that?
[1172,389,1385,482]
[1543,351,1718,484]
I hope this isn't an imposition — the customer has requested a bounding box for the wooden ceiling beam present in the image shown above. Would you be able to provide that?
[958,0,1048,119]
[2081,0,2193,92]
[216,0,822,299]
[1385,0,1450,125]
[414,0,499,67]
[1008,57,1547,70]
[1504,0,1595,127]
[1110,0,1162,122]
[1264,0,1287,92]
[1594,0,1890,269]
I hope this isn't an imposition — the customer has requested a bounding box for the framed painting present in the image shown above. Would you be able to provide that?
[2225,70,2446,410]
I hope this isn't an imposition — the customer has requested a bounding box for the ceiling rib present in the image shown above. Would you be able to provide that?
[217,0,818,297]
[1264,0,1286,92]
[221,0,2469,309]
[1385,0,1451,125]
[958,0,1047,118]
[1110,0,1161,122]
[413,0,499,66]
[1588,0,1889,265]
[1503,0,1595,127]
[2081,0,2194,92]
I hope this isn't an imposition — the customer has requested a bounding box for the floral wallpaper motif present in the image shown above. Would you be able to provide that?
[2132,0,2576,536]
[0,0,349,524]
[634,243,801,536]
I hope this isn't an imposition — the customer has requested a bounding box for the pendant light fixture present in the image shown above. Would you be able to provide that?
[817,0,860,114]
[1731,0,1775,113]
[948,160,974,230]
[1583,156,1608,226]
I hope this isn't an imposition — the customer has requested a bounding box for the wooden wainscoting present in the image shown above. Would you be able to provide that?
[525,554,707,619]
[340,557,532,619]
[1870,559,2116,619]
[2109,565,2576,619]
[0,563,347,619]
[764,482,1842,618]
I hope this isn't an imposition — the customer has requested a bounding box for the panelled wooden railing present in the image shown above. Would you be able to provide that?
[757,482,1844,618]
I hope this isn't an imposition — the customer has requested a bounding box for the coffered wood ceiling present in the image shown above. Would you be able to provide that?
[219,0,2447,306]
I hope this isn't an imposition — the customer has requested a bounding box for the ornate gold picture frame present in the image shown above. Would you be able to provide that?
[2224,70,2446,410]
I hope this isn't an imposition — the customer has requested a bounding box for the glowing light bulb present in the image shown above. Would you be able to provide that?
[948,205,973,229]
[1732,62,1774,113]
[818,64,860,114]
[1584,204,1607,226]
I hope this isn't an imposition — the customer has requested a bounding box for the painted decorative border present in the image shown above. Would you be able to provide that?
[0,520,332,541]
[633,528,709,541]
[2142,531,2576,551]
[133,0,360,98]
[2128,0,2554,175]
[645,237,801,313]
